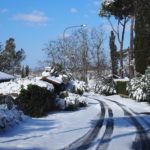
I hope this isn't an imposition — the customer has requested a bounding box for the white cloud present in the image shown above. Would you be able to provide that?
[70,8,78,13]
[12,11,49,22]
[1,9,9,13]
[93,1,101,6]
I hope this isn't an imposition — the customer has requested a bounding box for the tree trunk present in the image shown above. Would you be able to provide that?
[120,18,127,78]
[129,16,135,79]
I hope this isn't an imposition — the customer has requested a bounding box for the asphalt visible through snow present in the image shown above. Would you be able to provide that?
[62,96,150,150]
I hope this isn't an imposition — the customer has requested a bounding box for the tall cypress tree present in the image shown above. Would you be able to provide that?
[109,31,118,76]
[134,0,150,74]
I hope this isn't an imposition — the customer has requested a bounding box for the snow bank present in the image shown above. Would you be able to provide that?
[0,78,54,95]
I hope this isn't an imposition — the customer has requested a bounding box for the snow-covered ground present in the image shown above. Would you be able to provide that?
[0,97,100,150]
[1,93,150,150]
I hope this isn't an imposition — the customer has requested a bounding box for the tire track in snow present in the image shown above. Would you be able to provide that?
[96,105,114,150]
[61,101,106,150]
[105,98,150,150]
[88,98,114,150]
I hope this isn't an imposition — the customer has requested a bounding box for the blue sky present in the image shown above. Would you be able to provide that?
[0,0,129,68]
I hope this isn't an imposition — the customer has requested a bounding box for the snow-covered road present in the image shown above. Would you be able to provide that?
[1,93,150,150]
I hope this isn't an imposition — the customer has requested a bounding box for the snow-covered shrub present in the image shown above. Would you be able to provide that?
[0,107,24,132]
[127,68,150,101]
[59,91,69,99]
[95,77,117,95]
[0,78,54,96]
[67,80,89,95]
[56,93,88,111]
[42,64,72,84]
[17,84,56,117]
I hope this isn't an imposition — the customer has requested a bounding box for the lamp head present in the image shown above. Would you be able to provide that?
[81,24,86,27]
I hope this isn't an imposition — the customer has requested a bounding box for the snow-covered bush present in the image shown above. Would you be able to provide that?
[127,68,150,101]
[17,84,56,117]
[67,80,89,95]
[0,78,54,96]
[56,93,88,111]
[0,107,24,132]
[95,77,117,95]
[42,64,72,84]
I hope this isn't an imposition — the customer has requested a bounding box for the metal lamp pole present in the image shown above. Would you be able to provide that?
[62,24,86,68]
[63,24,86,40]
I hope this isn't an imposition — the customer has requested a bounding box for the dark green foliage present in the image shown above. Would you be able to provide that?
[21,65,25,78]
[79,101,87,107]
[25,65,30,77]
[134,0,150,74]
[18,84,56,117]
[0,38,25,74]
[65,104,78,111]
[109,31,118,76]
[99,0,134,19]
[115,81,129,95]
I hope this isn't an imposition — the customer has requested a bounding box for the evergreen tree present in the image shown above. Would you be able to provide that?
[21,65,25,78]
[0,38,25,74]
[134,0,150,74]
[109,31,118,76]
[25,65,30,77]
[99,0,134,78]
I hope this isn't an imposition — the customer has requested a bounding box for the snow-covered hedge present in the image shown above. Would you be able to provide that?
[127,68,150,101]
[0,78,54,96]
[114,78,129,95]
[18,84,56,117]
[0,107,24,132]
[56,92,88,110]
[95,77,117,95]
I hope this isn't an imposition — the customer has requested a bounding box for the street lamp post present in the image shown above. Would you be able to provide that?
[62,24,86,68]
[63,24,86,40]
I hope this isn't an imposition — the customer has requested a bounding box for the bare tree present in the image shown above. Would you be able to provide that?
[43,27,107,82]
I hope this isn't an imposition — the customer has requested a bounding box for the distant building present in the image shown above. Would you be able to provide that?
[0,72,15,83]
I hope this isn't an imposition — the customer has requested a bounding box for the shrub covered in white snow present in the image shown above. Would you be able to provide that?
[95,77,117,95]
[0,106,24,132]
[42,64,72,84]
[127,68,150,101]
[56,92,88,110]
[18,84,56,117]
[0,78,54,96]
[67,80,89,95]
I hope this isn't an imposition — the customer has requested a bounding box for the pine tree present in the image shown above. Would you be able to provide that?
[0,38,26,74]
[109,31,118,77]
[134,0,150,74]
[25,65,30,77]
[21,65,25,78]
